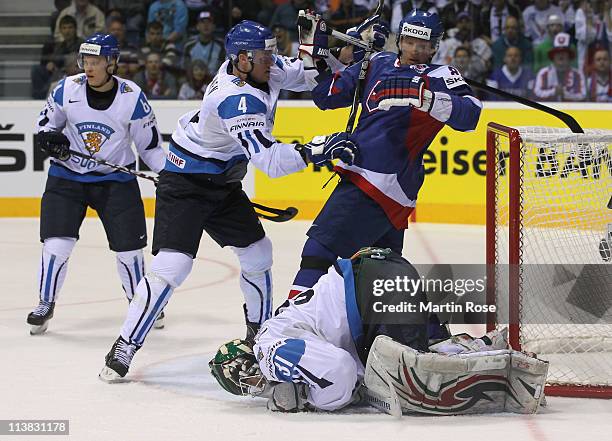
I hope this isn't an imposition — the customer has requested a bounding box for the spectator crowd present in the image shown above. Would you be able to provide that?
[32,0,612,102]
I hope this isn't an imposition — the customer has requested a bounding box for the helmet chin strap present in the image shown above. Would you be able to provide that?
[233,55,266,85]
[89,59,116,89]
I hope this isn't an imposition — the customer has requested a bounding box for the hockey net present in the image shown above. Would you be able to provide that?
[486,123,612,398]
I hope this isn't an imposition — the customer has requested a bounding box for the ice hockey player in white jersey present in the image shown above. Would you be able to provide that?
[209,248,549,415]
[99,20,357,382]
[27,33,166,335]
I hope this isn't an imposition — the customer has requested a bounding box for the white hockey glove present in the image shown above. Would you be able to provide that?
[297,132,357,166]
[297,9,330,61]
[378,76,434,112]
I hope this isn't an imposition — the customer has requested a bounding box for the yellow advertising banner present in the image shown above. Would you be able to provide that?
[255,104,612,225]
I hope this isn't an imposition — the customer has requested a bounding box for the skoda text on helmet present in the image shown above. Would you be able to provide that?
[397,10,444,55]
[225,20,277,72]
[77,33,121,72]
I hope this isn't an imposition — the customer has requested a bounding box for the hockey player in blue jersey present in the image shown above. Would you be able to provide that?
[289,10,483,297]
[28,33,166,335]
[99,20,357,382]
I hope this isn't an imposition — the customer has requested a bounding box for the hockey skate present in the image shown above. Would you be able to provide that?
[99,336,140,383]
[243,304,260,345]
[27,300,55,335]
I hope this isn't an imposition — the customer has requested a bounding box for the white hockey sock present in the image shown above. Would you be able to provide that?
[38,237,76,303]
[233,237,273,324]
[116,249,145,301]
[120,249,192,345]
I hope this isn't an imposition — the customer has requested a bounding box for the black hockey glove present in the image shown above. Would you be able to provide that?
[37,131,71,161]
[298,132,357,166]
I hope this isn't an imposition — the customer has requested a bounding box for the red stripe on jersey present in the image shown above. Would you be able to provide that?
[335,166,414,230]
[330,72,342,95]
[403,76,444,161]
[404,109,444,162]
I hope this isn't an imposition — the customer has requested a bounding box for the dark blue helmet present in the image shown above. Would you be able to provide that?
[225,20,276,62]
[77,33,120,68]
[397,10,444,52]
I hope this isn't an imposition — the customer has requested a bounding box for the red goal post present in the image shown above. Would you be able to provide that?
[485,123,612,398]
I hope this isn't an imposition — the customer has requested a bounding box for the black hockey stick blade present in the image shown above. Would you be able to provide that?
[608,195,612,209]
[255,206,298,223]
[464,78,584,133]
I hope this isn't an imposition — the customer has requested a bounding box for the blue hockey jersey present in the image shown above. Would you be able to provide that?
[312,52,482,229]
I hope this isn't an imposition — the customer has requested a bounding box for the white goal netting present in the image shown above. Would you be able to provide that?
[490,126,612,391]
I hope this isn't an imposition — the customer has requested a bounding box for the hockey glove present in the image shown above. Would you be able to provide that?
[377,76,434,112]
[297,9,330,60]
[347,15,389,63]
[299,132,357,166]
[37,131,71,161]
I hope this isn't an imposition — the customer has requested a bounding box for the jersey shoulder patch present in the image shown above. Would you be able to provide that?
[71,74,87,85]
[119,79,136,94]
[428,65,467,89]
[217,93,267,119]
[130,91,153,120]
[51,78,66,105]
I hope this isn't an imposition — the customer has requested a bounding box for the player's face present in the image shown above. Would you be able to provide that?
[240,49,275,83]
[81,55,112,87]
[399,36,434,65]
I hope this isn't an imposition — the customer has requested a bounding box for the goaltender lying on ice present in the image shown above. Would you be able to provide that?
[209,248,549,415]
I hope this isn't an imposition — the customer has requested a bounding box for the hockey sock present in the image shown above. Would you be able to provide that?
[233,237,273,324]
[116,249,145,301]
[38,237,76,303]
[120,249,192,345]
[290,238,336,298]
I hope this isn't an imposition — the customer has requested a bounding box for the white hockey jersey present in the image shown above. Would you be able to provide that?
[37,74,166,182]
[166,57,311,180]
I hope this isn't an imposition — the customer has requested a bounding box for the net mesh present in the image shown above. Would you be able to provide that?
[492,126,612,389]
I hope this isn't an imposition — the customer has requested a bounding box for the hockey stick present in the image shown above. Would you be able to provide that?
[66,149,298,222]
[322,28,585,134]
[463,79,584,133]
[344,0,385,134]
[367,351,403,418]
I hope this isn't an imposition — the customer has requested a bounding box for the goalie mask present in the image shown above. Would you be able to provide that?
[209,339,264,396]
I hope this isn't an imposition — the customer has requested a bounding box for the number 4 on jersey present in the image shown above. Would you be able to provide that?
[238,96,247,113]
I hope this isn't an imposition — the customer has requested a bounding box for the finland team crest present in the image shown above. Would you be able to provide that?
[76,122,115,154]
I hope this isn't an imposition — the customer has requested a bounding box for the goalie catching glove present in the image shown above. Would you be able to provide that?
[296,132,357,166]
[37,131,71,161]
[377,76,434,112]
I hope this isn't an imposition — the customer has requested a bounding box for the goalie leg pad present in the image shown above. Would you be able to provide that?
[232,236,273,324]
[364,335,548,416]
